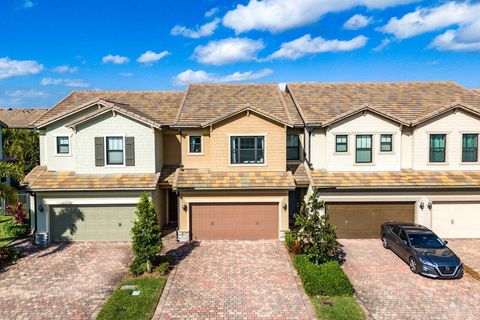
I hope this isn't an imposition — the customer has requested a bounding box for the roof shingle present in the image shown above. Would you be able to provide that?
[0,108,49,128]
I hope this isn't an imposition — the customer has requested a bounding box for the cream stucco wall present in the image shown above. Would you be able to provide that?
[177,191,289,240]
[413,110,480,171]
[311,112,402,171]
[163,130,181,165]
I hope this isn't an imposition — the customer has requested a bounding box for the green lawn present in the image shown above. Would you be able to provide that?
[311,295,365,320]
[0,215,15,247]
[97,277,166,320]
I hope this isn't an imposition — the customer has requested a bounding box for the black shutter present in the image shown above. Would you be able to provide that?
[125,137,135,166]
[95,137,104,166]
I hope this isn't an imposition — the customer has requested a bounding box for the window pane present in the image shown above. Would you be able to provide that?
[107,137,124,164]
[189,136,202,153]
[287,134,300,160]
[58,137,69,145]
[56,136,69,154]
[58,145,69,154]
[240,149,255,163]
[108,137,123,150]
[230,136,264,164]
[429,134,445,162]
[335,135,348,152]
[380,134,392,152]
[287,134,299,147]
[462,134,478,162]
[108,151,123,164]
[356,150,371,162]
[356,135,372,163]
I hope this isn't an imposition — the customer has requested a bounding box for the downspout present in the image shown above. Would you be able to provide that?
[28,191,37,244]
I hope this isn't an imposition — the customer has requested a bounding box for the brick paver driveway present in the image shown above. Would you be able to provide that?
[153,240,315,320]
[341,239,480,320]
[0,240,132,320]
[446,239,480,274]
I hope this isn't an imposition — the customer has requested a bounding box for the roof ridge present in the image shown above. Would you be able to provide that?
[276,85,293,124]
[285,84,310,125]
[287,80,459,86]
[73,90,184,93]
[174,84,191,125]
[188,82,278,87]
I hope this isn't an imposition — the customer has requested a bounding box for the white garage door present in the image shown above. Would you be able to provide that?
[432,202,480,238]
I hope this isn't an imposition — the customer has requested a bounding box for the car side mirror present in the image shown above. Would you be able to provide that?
[444,240,448,245]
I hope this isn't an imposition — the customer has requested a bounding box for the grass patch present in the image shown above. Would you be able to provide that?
[97,277,166,320]
[0,216,15,247]
[311,295,365,320]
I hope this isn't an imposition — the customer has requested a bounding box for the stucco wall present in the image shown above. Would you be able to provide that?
[163,131,181,165]
[413,110,480,170]
[181,128,211,169]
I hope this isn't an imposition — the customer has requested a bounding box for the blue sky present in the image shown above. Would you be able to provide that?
[1,0,480,107]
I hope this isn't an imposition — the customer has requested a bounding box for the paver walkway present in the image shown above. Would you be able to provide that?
[446,238,480,274]
[153,240,315,320]
[0,240,132,320]
[341,239,480,320]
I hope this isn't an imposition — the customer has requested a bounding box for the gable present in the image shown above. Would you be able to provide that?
[329,110,401,132]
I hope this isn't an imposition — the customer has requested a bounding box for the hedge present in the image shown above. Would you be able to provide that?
[294,254,354,296]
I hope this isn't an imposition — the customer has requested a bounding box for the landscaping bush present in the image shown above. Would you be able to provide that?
[294,188,341,264]
[154,262,171,275]
[2,220,30,238]
[0,247,21,269]
[285,231,296,252]
[130,193,162,274]
[294,254,354,296]
[6,202,28,224]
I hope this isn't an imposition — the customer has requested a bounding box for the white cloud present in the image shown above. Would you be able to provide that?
[23,0,34,9]
[40,77,91,87]
[205,7,219,18]
[344,14,372,30]
[1,89,47,104]
[53,65,78,73]
[223,0,415,33]
[430,21,480,51]
[0,57,43,80]
[267,34,368,60]
[119,72,133,77]
[137,50,169,64]
[102,54,129,64]
[380,1,480,39]
[171,18,220,39]
[373,38,391,51]
[173,68,273,86]
[192,37,265,65]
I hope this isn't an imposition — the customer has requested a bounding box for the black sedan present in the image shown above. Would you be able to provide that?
[380,222,463,279]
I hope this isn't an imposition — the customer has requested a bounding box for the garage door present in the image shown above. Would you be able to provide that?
[50,205,136,242]
[327,202,415,239]
[432,202,480,238]
[190,203,278,240]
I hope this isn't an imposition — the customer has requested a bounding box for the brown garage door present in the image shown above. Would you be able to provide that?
[190,203,278,240]
[327,202,415,239]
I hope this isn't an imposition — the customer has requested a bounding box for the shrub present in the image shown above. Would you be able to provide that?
[6,202,28,224]
[295,188,340,264]
[131,193,162,274]
[130,258,149,276]
[285,231,295,252]
[294,254,354,296]
[154,262,171,275]
[0,247,21,269]
[3,220,30,238]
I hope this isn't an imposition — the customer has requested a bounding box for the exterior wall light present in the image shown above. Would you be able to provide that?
[282,202,287,210]
[182,204,188,211]
[419,201,424,210]
[427,201,433,210]
[38,204,44,213]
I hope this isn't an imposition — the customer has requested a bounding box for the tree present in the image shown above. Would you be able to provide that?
[130,193,162,273]
[2,128,40,179]
[294,188,340,264]
[0,162,21,205]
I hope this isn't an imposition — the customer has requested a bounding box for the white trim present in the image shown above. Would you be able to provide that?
[228,133,268,167]
[43,197,141,205]
[104,135,126,167]
[187,135,204,155]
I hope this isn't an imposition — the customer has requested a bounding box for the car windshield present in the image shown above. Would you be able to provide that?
[408,233,445,249]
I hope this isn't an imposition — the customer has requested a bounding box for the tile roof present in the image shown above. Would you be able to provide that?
[174,168,295,190]
[287,82,480,126]
[287,163,311,186]
[0,108,49,128]
[310,169,480,189]
[35,91,184,127]
[23,166,159,191]
[282,91,304,126]
[175,83,295,127]
[159,165,179,186]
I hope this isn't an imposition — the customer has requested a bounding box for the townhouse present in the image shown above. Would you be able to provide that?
[23,81,480,244]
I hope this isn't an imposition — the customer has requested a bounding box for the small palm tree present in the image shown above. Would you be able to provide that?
[0,162,21,205]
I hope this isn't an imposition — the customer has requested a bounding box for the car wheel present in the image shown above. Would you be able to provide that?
[409,257,418,274]
[381,236,389,249]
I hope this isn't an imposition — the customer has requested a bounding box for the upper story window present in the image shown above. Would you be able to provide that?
[189,136,202,154]
[462,133,478,163]
[356,135,372,163]
[287,134,300,160]
[335,135,348,152]
[106,136,124,165]
[429,134,446,163]
[56,136,70,155]
[380,134,393,152]
[231,136,264,164]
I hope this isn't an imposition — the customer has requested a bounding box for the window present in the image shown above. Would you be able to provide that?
[335,135,348,152]
[380,134,393,152]
[462,134,478,162]
[399,230,408,243]
[287,134,300,160]
[106,137,124,165]
[429,134,446,163]
[56,136,69,154]
[356,135,372,163]
[189,136,202,154]
[231,136,265,164]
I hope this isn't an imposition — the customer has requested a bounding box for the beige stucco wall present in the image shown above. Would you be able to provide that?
[413,110,480,170]
[210,112,287,171]
[152,187,168,228]
[163,130,181,165]
[177,191,289,240]
[180,128,211,169]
